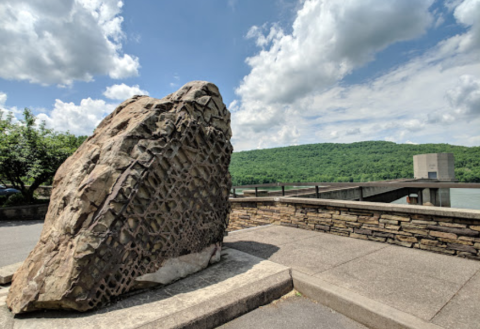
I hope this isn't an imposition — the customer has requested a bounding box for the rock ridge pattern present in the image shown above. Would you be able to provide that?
[7,81,233,314]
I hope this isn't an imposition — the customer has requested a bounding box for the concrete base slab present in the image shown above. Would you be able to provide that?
[0,287,10,298]
[0,248,292,329]
[293,271,442,329]
[0,262,22,285]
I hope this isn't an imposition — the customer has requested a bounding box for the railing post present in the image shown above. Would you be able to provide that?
[255,187,258,197]
[359,186,363,201]
[233,188,236,198]
[315,185,319,198]
[282,186,285,196]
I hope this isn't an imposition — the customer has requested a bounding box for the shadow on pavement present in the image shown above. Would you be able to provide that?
[224,240,280,260]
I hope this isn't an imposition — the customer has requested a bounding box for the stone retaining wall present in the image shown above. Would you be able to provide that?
[228,197,480,260]
[34,186,52,198]
[0,203,49,221]
[6,185,52,198]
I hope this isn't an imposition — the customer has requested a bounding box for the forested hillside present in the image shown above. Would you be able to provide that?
[229,141,480,186]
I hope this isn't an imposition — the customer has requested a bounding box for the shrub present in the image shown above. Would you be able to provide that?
[4,193,28,207]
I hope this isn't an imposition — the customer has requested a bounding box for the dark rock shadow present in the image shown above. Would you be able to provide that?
[8,242,280,322]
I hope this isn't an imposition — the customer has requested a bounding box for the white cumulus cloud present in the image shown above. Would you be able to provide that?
[0,92,9,119]
[231,0,480,150]
[306,54,480,145]
[0,92,6,108]
[2,90,116,135]
[236,0,433,106]
[0,0,139,85]
[0,92,22,119]
[37,98,115,135]
[453,0,480,51]
[103,83,149,100]
[446,75,480,116]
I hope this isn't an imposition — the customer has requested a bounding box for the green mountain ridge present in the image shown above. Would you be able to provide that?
[229,141,480,186]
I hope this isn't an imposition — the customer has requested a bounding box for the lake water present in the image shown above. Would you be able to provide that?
[233,186,313,195]
[392,188,480,210]
[232,186,479,210]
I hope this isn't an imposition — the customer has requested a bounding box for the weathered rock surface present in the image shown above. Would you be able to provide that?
[7,81,233,314]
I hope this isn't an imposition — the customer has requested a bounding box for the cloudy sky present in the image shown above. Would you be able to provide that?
[0,0,479,151]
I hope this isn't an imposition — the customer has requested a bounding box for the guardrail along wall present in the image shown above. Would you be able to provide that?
[228,197,480,260]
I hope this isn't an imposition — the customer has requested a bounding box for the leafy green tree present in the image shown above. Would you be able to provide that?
[229,141,480,186]
[0,109,86,203]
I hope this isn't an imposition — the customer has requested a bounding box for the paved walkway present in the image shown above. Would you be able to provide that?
[225,225,480,329]
[0,220,43,267]
[219,291,368,329]
[3,221,480,328]
[0,221,369,329]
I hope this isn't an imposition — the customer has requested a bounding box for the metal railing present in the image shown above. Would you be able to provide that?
[230,180,480,199]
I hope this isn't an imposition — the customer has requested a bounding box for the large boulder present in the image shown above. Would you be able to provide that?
[7,81,233,314]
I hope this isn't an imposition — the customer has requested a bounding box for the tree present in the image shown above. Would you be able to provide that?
[0,108,87,203]
[229,141,480,185]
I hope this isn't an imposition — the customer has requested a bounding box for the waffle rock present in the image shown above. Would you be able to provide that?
[7,81,233,314]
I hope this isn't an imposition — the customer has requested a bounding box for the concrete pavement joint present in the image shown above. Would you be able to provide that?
[312,244,390,276]
[430,266,480,322]
[362,246,480,287]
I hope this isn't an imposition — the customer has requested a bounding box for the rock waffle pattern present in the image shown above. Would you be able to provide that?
[7,81,233,314]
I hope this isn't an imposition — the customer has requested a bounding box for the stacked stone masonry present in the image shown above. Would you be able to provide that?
[228,198,480,260]
[0,203,49,221]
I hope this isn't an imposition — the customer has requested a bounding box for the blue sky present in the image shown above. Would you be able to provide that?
[0,0,479,151]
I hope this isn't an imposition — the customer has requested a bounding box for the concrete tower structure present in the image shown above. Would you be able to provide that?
[413,153,455,207]
[413,153,455,181]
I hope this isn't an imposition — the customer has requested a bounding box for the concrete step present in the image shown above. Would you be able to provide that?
[293,270,442,329]
[218,290,369,329]
[0,262,22,284]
